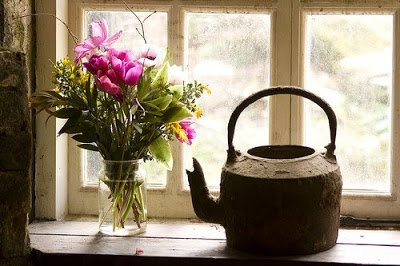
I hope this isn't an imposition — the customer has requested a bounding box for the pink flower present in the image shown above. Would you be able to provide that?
[107,48,135,64]
[137,44,164,68]
[177,118,196,145]
[96,75,124,103]
[135,247,144,255]
[83,54,109,76]
[105,69,120,84]
[74,18,122,63]
[108,48,143,86]
[123,61,143,86]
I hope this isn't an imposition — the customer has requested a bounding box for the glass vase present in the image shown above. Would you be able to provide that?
[98,160,147,236]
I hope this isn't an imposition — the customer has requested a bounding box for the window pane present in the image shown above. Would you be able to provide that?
[187,13,271,188]
[83,11,168,187]
[86,11,168,49]
[304,14,392,192]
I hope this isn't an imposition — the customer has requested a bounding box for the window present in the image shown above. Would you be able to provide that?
[35,0,400,220]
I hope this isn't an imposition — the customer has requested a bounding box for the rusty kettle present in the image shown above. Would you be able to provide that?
[187,86,342,255]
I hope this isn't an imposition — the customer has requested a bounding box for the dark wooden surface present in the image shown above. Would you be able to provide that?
[29,217,400,266]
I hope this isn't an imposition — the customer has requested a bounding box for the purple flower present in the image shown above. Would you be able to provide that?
[83,54,109,76]
[74,18,122,63]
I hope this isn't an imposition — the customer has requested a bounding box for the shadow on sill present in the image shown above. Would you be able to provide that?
[340,215,400,229]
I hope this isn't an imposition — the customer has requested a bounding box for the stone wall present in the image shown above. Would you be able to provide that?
[0,0,34,265]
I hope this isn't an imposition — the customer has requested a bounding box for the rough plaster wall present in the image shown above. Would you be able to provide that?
[0,0,34,265]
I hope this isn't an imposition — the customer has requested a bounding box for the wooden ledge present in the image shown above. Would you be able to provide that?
[29,216,400,266]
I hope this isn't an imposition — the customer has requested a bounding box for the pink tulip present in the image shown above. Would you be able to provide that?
[105,69,120,84]
[96,75,124,103]
[74,18,122,63]
[107,48,135,63]
[108,48,143,86]
[123,61,143,86]
[83,54,109,76]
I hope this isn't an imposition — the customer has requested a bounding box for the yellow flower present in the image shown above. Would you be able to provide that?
[201,84,211,94]
[77,72,89,86]
[168,123,188,143]
[194,105,203,118]
[62,58,70,65]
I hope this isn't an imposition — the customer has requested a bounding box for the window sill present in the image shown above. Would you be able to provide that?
[29,216,400,266]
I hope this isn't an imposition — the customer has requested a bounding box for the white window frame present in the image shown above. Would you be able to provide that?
[292,0,400,219]
[35,0,400,220]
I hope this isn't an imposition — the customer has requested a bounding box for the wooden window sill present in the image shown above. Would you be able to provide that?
[29,216,400,266]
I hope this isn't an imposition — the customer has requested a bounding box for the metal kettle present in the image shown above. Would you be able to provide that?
[187,86,342,255]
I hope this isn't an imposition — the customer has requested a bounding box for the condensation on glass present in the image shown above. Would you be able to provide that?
[83,11,168,186]
[186,13,271,188]
[304,14,392,192]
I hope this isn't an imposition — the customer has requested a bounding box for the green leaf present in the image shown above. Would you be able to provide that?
[147,110,164,116]
[149,134,173,170]
[151,61,169,88]
[141,115,160,123]
[72,133,97,143]
[161,106,193,123]
[77,144,99,152]
[143,101,160,110]
[58,117,85,135]
[152,95,173,111]
[137,68,152,100]
[132,122,143,134]
[45,90,65,100]
[58,117,78,135]
[167,85,183,99]
[54,108,81,119]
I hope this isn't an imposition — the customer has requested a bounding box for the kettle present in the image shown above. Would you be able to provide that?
[187,86,342,255]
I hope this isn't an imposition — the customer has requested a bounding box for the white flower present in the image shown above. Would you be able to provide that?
[168,64,185,85]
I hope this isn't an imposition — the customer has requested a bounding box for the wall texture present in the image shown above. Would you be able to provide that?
[0,0,34,265]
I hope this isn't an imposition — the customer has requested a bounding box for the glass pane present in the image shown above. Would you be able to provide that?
[86,11,167,50]
[83,150,166,187]
[83,11,168,186]
[304,14,392,192]
[187,13,271,188]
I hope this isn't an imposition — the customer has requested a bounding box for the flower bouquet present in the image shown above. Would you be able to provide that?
[30,16,209,235]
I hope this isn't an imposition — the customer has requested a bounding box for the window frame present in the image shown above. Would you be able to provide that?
[67,0,280,218]
[35,0,400,220]
[293,0,400,219]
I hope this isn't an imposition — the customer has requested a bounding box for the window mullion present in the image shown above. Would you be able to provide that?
[270,0,292,145]
[165,3,186,195]
[289,0,304,145]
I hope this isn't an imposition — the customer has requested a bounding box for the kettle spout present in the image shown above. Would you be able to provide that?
[186,158,224,224]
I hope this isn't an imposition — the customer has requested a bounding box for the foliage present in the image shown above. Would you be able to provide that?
[29,18,209,171]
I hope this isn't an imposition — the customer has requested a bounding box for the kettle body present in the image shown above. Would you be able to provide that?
[187,86,342,255]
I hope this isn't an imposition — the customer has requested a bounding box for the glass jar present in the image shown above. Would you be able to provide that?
[98,160,147,236]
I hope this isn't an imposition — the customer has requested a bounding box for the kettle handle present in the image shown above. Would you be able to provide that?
[227,86,337,161]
